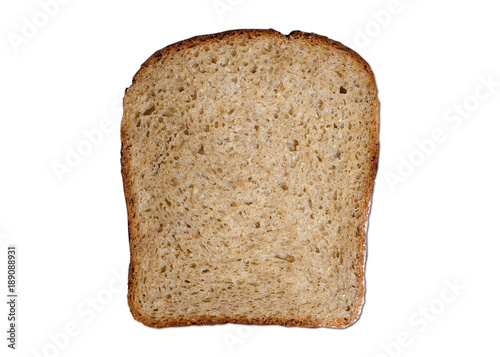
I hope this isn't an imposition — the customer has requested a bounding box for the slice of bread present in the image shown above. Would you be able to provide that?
[121,29,379,328]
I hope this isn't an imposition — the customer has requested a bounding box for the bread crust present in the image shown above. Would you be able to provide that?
[121,29,379,328]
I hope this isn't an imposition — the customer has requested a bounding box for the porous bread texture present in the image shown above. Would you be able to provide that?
[121,29,379,328]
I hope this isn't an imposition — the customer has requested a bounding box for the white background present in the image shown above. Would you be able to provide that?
[1,0,499,356]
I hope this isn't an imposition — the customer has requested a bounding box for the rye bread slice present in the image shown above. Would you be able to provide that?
[121,29,379,328]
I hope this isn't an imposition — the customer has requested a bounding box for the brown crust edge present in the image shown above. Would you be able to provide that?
[121,29,379,329]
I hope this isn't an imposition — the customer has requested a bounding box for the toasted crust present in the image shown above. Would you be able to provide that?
[121,29,379,328]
